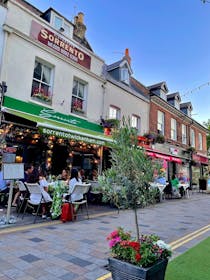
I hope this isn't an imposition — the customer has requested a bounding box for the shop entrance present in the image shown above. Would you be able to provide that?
[51,144,68,175]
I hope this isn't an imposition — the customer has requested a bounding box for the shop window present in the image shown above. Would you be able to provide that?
[157,111,164,135]
[31,59,53,104]
[171,118,177,140]
[131,115,140,133]
[109,106,120,120]
[182,124,187,145]
[71,79,87,115]
[198,133,203,150]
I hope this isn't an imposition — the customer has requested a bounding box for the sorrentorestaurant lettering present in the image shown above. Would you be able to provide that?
[40,29,85,61]
[42,128,105,146]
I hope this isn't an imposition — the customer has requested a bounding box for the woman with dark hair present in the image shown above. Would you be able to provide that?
[68,168,82,202]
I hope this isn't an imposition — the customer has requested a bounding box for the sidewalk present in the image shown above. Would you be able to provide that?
[0,192,210,280]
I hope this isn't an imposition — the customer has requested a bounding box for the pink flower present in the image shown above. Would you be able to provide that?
[109,237,121,248]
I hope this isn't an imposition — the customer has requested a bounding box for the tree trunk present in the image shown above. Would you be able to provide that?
[134,207,140,241]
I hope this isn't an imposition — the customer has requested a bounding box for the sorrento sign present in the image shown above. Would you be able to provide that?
[30,20,91,69]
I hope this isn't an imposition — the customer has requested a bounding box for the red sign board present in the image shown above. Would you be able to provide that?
[30,21,91,69]
[192,154,209,165]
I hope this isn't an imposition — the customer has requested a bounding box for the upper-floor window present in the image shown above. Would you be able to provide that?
[109,106,120,120]
[131,115,140,133]
[171,118,177,140]
[120,67,129,84]
[190,128,195,147]
[182,124,187,145]
[31,59,53,104]
[71,79,87,115]
[157,111,165,135]
[198,133,203,150]
[174,99,180,110]
[53,14,72,37]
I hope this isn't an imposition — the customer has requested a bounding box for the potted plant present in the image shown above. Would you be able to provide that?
[107,227,171,280]
[100,118,120,135]
[99,118,172,279]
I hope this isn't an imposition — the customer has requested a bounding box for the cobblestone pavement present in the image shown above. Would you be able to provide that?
[0,192,210,280]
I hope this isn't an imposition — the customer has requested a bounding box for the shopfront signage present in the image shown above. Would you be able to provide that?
[30,20,91,69]
[169,147,179,155]
[192,154,209,165]
[146,151,182,163]
[40,127,106,146]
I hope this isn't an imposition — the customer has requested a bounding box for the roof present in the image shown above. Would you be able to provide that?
[167,92,181,100]
[180,102,193,110]
[148,81,168,92]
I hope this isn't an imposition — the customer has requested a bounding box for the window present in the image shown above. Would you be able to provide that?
[174,99,180,110]
[182,124,187,145]
[53,15,71,37]
[120,67,129,84]
[198,133,203,150]
[71,79,87,114]
[157,111,164,135]
[171,118,177,140]
[31,59,53,104]
[190,128,195,147]
[109,106,120,120]
[131,115,140,133]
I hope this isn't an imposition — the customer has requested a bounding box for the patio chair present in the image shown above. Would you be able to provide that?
[16,181,29,217]
[22,183,45,223]
[69,183,91,221]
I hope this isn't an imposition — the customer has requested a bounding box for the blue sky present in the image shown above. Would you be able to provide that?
[27,0,210,125]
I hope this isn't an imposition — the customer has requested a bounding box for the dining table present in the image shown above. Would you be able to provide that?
[149,182,167,202]
[178,183,190,198]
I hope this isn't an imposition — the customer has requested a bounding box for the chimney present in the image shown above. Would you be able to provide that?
[124,48,131,65]
[74,12,86,40]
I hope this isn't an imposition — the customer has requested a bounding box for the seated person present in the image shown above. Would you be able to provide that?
[0,168,10,208]
[30,174,52,219]
[69,168,82,202]
[171,174,181,198]
[154,176,166,185]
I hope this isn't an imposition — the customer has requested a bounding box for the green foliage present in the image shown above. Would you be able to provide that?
[107,227,172,267]
[99,118,157,239]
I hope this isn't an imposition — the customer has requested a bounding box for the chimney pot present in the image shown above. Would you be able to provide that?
[124,48,131,64]
[77,12,84,24]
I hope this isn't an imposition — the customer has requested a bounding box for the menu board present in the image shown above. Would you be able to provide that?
[3,163,24,180]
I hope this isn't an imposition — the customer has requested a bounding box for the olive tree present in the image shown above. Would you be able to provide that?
[99,119,158,241]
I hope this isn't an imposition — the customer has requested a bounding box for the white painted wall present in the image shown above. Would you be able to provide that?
[2,0,105,124]
[0,4,7,79]
[104,82,150,135]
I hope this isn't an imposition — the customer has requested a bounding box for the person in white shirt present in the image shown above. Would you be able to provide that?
[69,168,82,202]
[30,174,52,218]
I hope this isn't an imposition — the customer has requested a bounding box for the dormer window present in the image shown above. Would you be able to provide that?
[53,14,72,37]
[174,99,180,110]
[120,67,129,84]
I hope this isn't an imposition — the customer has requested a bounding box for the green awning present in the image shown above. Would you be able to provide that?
[2,96,112,146]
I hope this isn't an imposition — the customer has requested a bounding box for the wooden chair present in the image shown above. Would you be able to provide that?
[69,183,91,221]
[22,183,45,223]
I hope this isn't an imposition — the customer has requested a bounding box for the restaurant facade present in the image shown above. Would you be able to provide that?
[0,0,208,184]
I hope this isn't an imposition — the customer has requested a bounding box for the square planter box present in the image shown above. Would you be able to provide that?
[108,257,168,280]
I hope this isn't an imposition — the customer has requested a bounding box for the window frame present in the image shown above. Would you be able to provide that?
[131,114,140,133]
[181,124,187,145]
[198,133,203,150]
[157,111,165,135]
[53,14,72,37]
[71,78,87,115]
[171,118,177,141]
[190,128,195,147]
[120,67,129,84]
[109,105,121,120]
[31,58,54,104]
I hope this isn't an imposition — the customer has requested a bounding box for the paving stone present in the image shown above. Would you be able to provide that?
[19,254,41,263]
